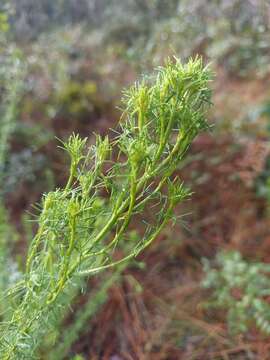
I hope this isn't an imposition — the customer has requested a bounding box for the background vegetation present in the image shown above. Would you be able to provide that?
[1,0,270,359]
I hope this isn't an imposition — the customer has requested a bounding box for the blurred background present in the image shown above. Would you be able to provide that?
[1,0,270,359]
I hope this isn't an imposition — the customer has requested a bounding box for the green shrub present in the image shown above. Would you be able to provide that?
[0,57,212,359]
[203,251,270,335]
[54,80,98,120]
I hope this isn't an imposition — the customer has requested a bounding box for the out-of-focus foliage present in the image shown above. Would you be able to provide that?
[0,12,9,34]
[8,0,270,77]
[0,36,23,175]
[6,0,268,152]
[203,251,270,335]
[144,0,270,75]
[8,0,179,40]
[0,8,23,324]
[0,13,53,201]
[0,205,20,320]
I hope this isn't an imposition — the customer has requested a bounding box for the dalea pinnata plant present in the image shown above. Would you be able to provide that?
[0,57,212,359]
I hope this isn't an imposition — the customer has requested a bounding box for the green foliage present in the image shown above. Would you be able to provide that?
[47,264,126,360]
[71,355,84,360]
[0,11,9,33]
[8,0,179,40]
[0,12,24,325]
[54,80,98,119]
[0,51,24,184]
[203,251,270,335]
[255,156,270,204]
[254,100,270,205]
[0,205,20,320]
[139,0,269,76]
[2,150,49,196]
[0,57,212,359]
[7,0,270,77]
[0,20,25,193]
